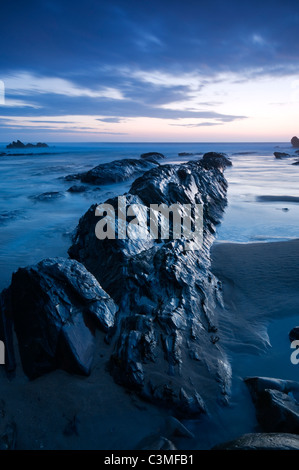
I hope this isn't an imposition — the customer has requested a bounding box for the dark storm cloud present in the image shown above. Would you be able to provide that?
[1,0,299,75]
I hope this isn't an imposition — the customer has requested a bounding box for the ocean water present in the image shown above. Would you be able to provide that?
[0,141,298,293]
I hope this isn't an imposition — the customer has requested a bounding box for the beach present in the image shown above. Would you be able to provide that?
[212,239,299,357]
[0,239,298,450]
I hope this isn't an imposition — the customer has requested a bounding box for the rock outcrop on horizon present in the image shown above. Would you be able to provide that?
[291,136,299,148]
[6,140,48,149]
[0,151,232,417]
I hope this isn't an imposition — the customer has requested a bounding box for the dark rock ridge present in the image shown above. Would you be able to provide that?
[213,433,299,450]
[68,152,232,415]
[0,258,118,379]
[65,154,164,185]
[178,152,203,157]
[6,140,48,149]
[245,376,299,433]
[256,195,299,203]
[291,136,299,148]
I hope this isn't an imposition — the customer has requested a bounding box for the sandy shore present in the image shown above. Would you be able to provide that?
[1,239,299,450]
[211,239,299,358]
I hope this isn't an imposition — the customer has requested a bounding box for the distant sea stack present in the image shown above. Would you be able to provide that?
[291,136,299,148]
[6,140,49,149]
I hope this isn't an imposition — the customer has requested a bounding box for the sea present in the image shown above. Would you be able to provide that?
[0,141,298,292]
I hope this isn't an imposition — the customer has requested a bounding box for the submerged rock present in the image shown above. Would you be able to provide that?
[68,152,231,415]
[29,191,64,202]
[200,152,232,169]
[140,152,165,163]
[65,158,158,185]
[6,258,118,379]
[213,433,299,450]
[178,152,203,157]
[274,151,291,159]
[67,185,88,193]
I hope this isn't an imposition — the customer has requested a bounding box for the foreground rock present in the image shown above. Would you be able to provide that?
[245,376,299,433]
[213,433,299,450]
[68,152,232,415]
[65,158,160,185]
[1,258,118,379]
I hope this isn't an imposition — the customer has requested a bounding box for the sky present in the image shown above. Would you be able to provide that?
[0,0,299,142]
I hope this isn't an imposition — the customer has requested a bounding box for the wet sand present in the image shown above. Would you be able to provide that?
[1,239,299,450]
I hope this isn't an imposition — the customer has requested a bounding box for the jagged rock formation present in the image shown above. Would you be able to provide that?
[6,140,48,149]
[0,151,232,417]
[65,155,163,185]
[0,258,118,379]
[213,433,299,450]
[68,152,232,415]
[291,136,299,148]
